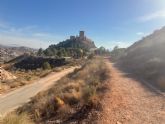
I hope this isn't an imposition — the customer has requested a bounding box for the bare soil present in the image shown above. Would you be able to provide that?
[97,61,165,124]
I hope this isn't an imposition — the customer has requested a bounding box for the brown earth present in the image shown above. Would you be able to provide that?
[97,61,165,124]
[0,67,16,81]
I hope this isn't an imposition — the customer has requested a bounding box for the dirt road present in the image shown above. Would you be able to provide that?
[98,62,165,124]
[0,67,76,116]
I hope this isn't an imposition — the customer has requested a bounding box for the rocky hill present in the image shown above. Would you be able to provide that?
[0,45,37,63]
[41,31,96,58]
[119,26,165,91]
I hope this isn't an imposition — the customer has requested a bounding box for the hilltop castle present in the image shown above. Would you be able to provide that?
[55,31,96,49]
[68,31,96,49]
[69,31,91,42]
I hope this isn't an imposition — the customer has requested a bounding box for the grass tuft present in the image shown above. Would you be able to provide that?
[0,113,34,124]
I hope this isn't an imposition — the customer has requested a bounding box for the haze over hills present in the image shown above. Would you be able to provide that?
[119,26,165,91]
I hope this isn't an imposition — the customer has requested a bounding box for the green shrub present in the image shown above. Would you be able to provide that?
[82,86,97,103]
[42,62,51,70]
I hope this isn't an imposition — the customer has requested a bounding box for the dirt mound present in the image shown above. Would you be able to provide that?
[0,67,16,81]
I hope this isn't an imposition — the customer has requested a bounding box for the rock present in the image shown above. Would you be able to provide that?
[0,67,16,81]
[116,121,122,124]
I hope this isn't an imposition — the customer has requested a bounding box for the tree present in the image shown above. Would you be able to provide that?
[57,50,62,57]
[60,48,67,57]
[114,46,119,50]
[44,49,54,56]
[37,48,43,56]
[110,46,126,61]
[42,62,51,70]
[94,46,110,56]
[76,48,83,58]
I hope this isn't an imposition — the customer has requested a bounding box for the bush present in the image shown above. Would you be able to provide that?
[82,86,97,103]
[87,53,94,59]
[42,62,51,70]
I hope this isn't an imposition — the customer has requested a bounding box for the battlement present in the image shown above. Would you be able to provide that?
[69,31,85,40]
[79,31,85,38]
[70,36,75,40]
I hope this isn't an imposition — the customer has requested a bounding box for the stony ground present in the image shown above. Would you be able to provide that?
[97,61,165,124]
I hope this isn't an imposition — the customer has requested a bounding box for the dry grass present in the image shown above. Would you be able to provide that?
[0,113,34,124]
[0,69,51,93]
[0,58,83,93]
[17,58,110,123]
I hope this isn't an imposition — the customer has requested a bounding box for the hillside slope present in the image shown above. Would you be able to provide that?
[119,26,165,91]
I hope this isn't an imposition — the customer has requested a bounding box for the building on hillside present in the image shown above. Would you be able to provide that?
[67,31,96,49]
[69,31,87,41]
[70,36,75,40]
[79,31,85,40]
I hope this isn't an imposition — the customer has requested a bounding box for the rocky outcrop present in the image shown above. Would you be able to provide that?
[0,67,16,81]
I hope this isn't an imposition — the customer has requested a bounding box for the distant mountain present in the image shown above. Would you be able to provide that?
[0,45,37,63]
[119,26,165,91]
[51,31,96,50]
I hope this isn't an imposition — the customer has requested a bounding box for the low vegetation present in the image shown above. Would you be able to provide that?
[110,46,126,61]
[42,62,51,70]
[0,55,84,93]
[0,113,34,124]
[94,46,110,56]
[38,47,87,59]
[13,58,109,123]
[0,68,52,93]
[13,55,66,70]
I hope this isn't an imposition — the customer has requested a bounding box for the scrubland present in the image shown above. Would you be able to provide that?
[1,58,110,124]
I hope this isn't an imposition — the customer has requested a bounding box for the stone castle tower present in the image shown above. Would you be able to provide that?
[67,31,96,49]
[79,31,84,37]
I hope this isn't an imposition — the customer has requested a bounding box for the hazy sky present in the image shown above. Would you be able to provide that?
[0,0,165,49]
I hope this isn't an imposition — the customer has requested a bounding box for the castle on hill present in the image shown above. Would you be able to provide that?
[69,31,86,40]
[55,31,96,50]
[69,31,93,43]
